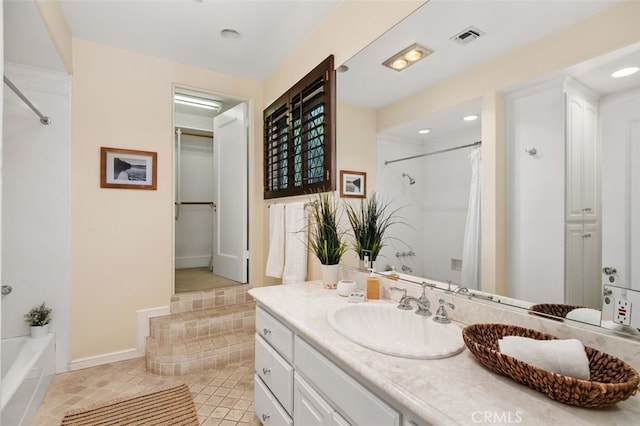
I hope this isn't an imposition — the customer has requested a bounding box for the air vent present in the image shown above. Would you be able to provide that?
[450,26,485,45]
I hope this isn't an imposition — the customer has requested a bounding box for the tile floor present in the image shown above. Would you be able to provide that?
[33,357,261,426]
[175,268,241,293]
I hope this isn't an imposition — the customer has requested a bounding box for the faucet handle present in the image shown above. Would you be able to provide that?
[390,287,412,310]
[433,299,455,324]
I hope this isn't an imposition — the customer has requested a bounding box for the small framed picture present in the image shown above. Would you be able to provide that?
[100,147,157,190]
[340,170,366,198]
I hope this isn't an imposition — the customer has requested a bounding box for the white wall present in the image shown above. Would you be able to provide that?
[2,62,71,373]
[377,127,479,283]
[175,134,214,269]
[505,78,565,303]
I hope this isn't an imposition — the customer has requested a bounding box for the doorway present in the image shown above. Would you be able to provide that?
[174,87,249,293]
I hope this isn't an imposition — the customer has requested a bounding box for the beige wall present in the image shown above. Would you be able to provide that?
[70,39,263,360]
[259,1,423,284]
[376,1,640,292]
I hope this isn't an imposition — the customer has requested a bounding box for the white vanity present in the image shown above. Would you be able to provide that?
[249,280,640,425]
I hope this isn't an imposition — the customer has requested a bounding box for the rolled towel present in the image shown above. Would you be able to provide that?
[565,307,601,326]
[498,336,590,380]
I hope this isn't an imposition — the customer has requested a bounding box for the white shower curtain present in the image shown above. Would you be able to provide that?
[461,147,482,289]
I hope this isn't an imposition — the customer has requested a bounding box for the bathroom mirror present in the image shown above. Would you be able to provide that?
[336,0,640,336]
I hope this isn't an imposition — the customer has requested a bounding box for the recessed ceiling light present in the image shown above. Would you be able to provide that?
[418,129,431,134]
[220,29,241,39]
[463,115,479,121]
[611,66,639,78]
[382,43,433,72]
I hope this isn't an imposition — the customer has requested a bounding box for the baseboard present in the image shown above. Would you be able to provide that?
[137,306,170,353]
[175,256,211,269]
[69,305,171,371]
[69,348,144,371]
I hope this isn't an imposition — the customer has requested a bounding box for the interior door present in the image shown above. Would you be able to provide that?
[212,103,248,283]
[601,93,640,290]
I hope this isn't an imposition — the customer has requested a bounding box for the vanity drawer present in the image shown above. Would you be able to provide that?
[255,335,293,414]
[255,375,293,426]
[295,336,400,426]
[256,306,293,362]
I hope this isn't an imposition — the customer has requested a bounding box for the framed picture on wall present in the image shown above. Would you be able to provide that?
[100,147,157,190]
[340,170,366,198]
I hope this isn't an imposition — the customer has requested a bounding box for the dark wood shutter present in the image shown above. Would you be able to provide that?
[263,56,335,199]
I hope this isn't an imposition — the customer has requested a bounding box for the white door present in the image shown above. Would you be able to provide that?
[601,93,640,290]
[212,103,248,283]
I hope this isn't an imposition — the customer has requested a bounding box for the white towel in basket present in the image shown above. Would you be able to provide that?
[498,336,590,380]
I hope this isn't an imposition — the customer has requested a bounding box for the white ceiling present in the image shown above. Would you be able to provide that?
[4,0,339,80]
[340,0,640,141]
[338,0,624,109]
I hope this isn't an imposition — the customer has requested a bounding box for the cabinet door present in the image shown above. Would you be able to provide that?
[255,376,293,426]
[565,223,586,305]
[565,223,600,308]
[294,373,334,426]
[566,93,599,222]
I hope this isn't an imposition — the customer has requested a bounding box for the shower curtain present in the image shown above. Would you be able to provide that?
[461,147,481,289]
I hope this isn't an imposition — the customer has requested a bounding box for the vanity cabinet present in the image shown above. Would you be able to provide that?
[254,305,403,426]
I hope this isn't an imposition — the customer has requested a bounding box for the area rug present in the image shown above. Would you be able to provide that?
[60,383,199,426]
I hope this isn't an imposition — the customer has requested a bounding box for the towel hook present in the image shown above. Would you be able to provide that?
[524,147,538,156]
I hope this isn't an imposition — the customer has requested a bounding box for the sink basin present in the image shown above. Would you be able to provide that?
[327,303,465,359]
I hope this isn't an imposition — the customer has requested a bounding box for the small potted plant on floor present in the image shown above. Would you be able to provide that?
[25,302,52,338]
[308,192,348,288]
[345,192,402,271]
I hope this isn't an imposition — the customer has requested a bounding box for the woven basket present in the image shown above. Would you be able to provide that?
[462,323,640,407]
[528,304,585,321]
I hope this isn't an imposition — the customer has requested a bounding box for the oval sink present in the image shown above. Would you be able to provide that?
[327,303,465,359]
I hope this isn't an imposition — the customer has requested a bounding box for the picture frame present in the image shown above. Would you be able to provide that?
[100,147,157,190]
[340,170,366,198]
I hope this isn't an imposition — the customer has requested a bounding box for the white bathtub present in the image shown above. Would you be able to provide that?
[1,334,55,426]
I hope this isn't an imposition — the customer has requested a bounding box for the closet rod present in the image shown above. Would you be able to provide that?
[384,141,481,165]
[268,201,318,208]
[3,75,51,125]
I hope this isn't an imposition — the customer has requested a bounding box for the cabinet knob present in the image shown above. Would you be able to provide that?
[262,328,271,336]
[262,413,271,421]
[581,233,592,238]
[262,367,271,375]
[582,207,592,212]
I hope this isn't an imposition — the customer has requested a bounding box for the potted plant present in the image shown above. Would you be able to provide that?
[308,192,348,288]
[345,192,402,270]
[25,302,52,338]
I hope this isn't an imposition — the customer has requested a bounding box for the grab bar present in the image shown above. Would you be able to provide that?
[4,75,51,125]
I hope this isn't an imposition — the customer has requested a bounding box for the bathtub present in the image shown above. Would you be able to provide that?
[1,334,55,426]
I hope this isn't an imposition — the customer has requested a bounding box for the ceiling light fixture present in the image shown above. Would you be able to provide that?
[174,94,222,111]
[611,66,639,78]
[382,43,433,72]
[418,129,431,134]
[463,115,479,121]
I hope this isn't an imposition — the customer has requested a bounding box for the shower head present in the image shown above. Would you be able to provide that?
[402,173,416,185]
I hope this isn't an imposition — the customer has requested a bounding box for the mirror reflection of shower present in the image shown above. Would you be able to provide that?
[402,173,416,185]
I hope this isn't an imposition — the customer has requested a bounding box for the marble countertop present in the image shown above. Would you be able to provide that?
[249,281,640,426]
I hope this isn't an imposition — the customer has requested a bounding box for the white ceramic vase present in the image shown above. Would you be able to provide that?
[30,324,49,339]
[321,264,340,289]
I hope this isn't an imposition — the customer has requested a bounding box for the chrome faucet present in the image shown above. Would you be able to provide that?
[390,287,431,316]
[433,299,455,324]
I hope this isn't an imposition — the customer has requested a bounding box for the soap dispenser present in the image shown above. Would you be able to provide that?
[366,269,380,300]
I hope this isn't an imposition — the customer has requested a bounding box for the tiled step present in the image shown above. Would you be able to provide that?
[146,328,254,376]
[146,284,256,376]
[149,301,255,344]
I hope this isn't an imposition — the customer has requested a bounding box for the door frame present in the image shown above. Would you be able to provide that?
[172,85,253,294]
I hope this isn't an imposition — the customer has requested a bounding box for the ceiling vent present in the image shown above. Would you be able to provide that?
[450,26,485,45]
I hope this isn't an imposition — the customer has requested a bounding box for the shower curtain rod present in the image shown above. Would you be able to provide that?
[3,75,51,125]
[384,141,481,165]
